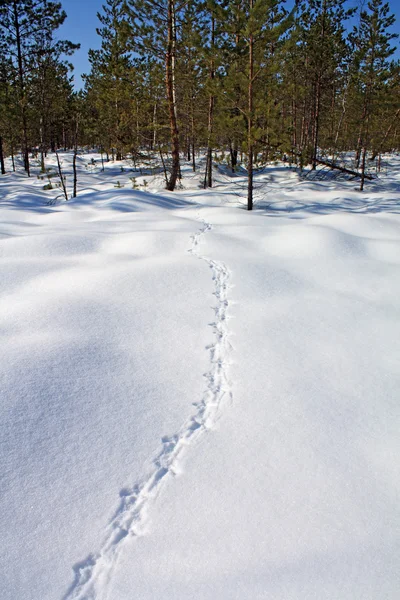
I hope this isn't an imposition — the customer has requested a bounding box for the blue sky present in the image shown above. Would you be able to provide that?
[58,0,102,88]
[59,0,400,90]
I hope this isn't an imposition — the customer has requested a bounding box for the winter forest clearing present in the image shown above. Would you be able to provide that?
[1,0,400,599]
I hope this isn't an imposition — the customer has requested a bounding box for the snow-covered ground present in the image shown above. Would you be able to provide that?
[1,153,399,600]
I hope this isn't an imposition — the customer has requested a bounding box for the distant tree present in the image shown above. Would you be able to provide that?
[0,0,79,175]
[126,0,197,190]
[29,5,79,170]
[350,0,398,189]
[84,0,134,161]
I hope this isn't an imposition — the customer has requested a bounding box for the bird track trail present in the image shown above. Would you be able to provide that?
[63,212,233,600]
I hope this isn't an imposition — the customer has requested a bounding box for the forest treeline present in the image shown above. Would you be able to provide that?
[0,0,399,207]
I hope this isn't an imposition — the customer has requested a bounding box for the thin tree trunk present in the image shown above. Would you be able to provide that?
[230,143,238,172]
[55,151,68,201]
[0,136,5,175]
[292,96,297,152]
[152,102,157,150]
[247,0,254,211]
[190,90,196,171]
[360,96,371,192]
[72,120,79,198]
[360,146,367,191]
[204,93,215,188]
[204,15,215,188]
[315,157,373,179]
[311,0,326,170]
[12,0,29,176]
[72,151,77,197]
[192,138,195,172]
[135,98,140,153]
[158,143,169,187]
[40,115,45,172]
[165,0,180,191]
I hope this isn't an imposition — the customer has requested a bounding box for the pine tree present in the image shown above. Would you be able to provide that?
[125,0,197,190]
[350,0,398,189]
[84,0,134,160]
[294,0,354,168]
[0,0,79,174]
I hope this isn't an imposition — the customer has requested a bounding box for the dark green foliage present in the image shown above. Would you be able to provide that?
[0,0,398,193]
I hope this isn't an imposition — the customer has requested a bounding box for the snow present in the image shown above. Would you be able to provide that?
[1,153,399,600]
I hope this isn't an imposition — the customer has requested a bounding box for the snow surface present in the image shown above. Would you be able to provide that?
[1,153,400,600]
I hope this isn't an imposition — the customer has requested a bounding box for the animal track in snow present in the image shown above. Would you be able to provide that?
[63,212,233,600]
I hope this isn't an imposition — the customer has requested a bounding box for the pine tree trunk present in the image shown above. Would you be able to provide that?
[204,94,215,188]
[73,151,77,197]
[292,97,297,152]
[12,0,30,176]
[152,102,157,150]
[311,78,321,169]
[360,146,367,191]
[0,136,5,175]
[72,120,78,198]
[247,0,254,211]
[56,151,68,201]
[165,0,180,191]
[190,89,196,171]
[192,138,195,172]
[230,144,238,172]
[158,143,169,187]
[204,15,215,188]
[40,116,45,172]
[311,0,326,170]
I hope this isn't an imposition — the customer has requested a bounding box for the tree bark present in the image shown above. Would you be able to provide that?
[152,102,157,150]
[315,157,373,180]
[204,15,215,188]
[247,0,254,211]
[72,151,77,197]
[12,0,29,176]
[360,146,367,191]
[72,120,79,198]
[56,151,68,201]
[311,0,327,170]
[165,0,180,191]
[40,115,45,172]
[0,136,5,175]
[229,143,238,172]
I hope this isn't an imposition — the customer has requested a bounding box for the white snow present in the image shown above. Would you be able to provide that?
[1,153,399,600]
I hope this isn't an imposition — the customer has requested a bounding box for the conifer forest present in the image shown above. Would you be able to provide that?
[0,0,399,206]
